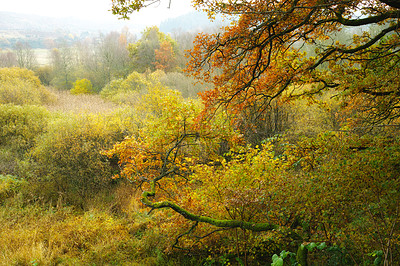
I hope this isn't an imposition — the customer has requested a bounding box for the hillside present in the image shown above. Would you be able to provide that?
[0,11,142,49]
[0,11,227,49]
[159,11,228,33]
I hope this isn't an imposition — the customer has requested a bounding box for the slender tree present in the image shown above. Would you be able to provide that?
[14,42,37,70]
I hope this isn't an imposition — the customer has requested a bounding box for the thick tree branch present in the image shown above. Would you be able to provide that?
[141,181,278,232]
[379,0,400,9]
[309,22,399,70]
[335,10,400,26]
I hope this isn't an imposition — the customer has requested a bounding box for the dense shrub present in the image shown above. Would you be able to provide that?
[0,67,55,105]
[282,133,400,264]
[0,104,50,175]
[34,65,53,86]
[100,71,149,104]
[70,78,94,95]
[0,174,27,204]
[0,104,50,152]
[100,70,171,105]
[25,112,136,208]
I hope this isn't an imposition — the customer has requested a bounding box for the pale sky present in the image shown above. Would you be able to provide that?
[0,0,195,25]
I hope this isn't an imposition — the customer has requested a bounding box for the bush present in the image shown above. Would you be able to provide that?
[0,67,55,105]
[0,104,50,153]
[100,71,161,105]
[25,111,136,207]
[101,71,148,95]
[70,78,94,95]
[34,65,53,86]
[0,174,27,204]
[0,104,49,176]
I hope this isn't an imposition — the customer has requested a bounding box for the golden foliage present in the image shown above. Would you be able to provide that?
[0,67,56,105]
[70,78,94,95]
[0,203,167,265]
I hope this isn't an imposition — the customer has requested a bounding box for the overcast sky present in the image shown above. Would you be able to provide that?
[0,0,195,25]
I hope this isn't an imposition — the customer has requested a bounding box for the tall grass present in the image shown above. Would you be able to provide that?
[45,88,118,114]
[0,179,183,265]
[0,201,150,265]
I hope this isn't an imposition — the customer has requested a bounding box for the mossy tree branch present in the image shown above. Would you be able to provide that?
[139,130,279,233]
[141,179,278,232]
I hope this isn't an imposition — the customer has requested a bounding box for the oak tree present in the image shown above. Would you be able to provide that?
[109,0,400,263]
[112,0,400,125]
[154,40,177,72]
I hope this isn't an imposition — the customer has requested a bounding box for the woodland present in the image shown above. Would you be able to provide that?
[0,0,400,265]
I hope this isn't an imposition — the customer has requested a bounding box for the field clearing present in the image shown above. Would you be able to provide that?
[0,48,49,66]
[34,48,49,66]
[45,88,119,114]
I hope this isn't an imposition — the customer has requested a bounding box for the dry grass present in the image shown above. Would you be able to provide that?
[0,183,166,266]
[45,88,119,114]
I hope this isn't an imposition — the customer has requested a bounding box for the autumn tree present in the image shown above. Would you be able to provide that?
[128,26,179,72]
[109,0,400,264]
[113,0,400,125]
[70,78,94,95]
[154,40,177,72]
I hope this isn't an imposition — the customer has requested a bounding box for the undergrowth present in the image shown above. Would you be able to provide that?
[0,185,178,265]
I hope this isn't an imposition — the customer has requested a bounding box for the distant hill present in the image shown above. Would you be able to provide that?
[0,11,133,33]
[160,11,228,34]
[0,11,230,49]
[0,11,143,49]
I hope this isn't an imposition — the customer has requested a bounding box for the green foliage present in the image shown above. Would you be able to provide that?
[0,104,49,151]
[0,67,56,105]
[100,70,168,105]
[304,242,327,252]
[271,250,296,266]
[271,242,341,266]
[283,133,400,264]
[128,26,180,72]
[369,250,384,266]
[70,78,94,95]
[34,65,53,86]
[25,111,135,207]
[0,174,27,203]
